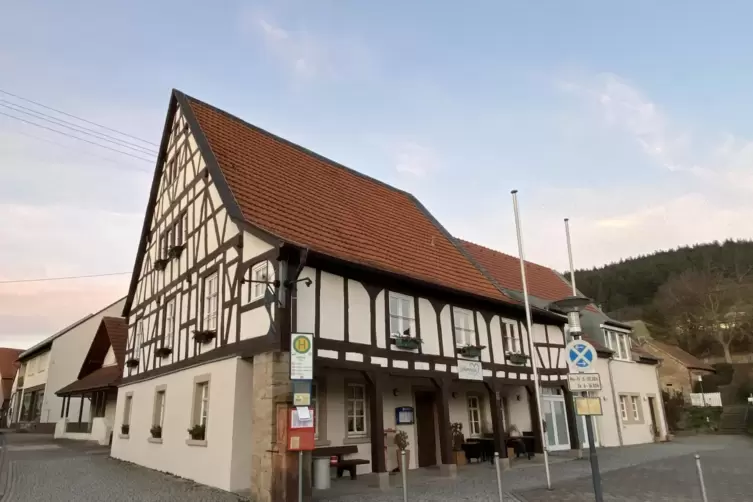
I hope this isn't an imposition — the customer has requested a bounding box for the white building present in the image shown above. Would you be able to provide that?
[9,298,125,433]
[461,240,668,449]
[110,90,573,500]
[54,316,128,445]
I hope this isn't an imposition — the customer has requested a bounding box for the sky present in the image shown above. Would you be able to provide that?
[2,0,753,349]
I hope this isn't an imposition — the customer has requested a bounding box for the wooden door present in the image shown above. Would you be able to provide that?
[414,391,437,467]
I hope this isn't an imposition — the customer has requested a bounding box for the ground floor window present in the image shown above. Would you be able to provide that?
[122,394,133,426]
[467,395,482,436]
[346,383,367,437]
[153,388,166,427]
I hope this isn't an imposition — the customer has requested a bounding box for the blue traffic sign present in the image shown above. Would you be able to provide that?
[566,339,596,371]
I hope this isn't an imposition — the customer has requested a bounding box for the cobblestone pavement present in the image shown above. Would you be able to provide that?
[0,433,749,502]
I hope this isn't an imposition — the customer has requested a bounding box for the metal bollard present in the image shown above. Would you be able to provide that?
[401,449,408,502]
[494,452,504,502]
[298,450,303,502]
[694,454,709,502]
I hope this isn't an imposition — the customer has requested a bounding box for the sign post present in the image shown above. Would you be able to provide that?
[289,333,314,502]
[565,338,603,502]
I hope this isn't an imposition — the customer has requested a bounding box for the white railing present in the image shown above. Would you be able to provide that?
[689,392,723,407]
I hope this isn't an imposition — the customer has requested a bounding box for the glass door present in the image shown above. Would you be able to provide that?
[542,389,571,451]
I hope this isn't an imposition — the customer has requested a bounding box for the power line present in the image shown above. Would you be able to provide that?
[0,88,158,147]
[0,110,155,163]
[0,271,131,285]
[2,127,152,174]
[0,99,157,156]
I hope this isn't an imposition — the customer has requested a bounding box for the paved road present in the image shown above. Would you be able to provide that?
[0,433,750,501]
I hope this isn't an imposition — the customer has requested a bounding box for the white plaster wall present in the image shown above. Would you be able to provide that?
[239,308,271,340]
[439,306,453,357]
[489,316,505,365]
[229,359,254,491]
[21,351,49,390]
[320,272,344,341]
[111,357,244,492]
[348,281,371,345]
[592,358,620,448]
[610,359,666,446]
[447,382,493,439]
[105,397,118,425]
[42,298,125,425]
[241,231,273,265]
[418,299,440,355]
[506,388,532,432]
[103,347,117,367]
[296,267,316,334]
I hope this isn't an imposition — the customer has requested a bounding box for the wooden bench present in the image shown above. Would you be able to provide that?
[312,445,370,480]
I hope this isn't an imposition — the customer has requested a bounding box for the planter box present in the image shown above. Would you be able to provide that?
[193,330,217,344]
[154,258,170,271]
[453,450,467,466]
[394,337,421,350]
[167,244,185,259]
[155,347,173,358]
[125,358,140,368]
[506,353,529,365]
[458,345,485,358]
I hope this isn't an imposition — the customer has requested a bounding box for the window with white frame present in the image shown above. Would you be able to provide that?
[134,320,144,351]
[192,381,209,427]
[619,395,629,421]
[153,389,166,427]
[630,396,641,421]
[604,329,631,361]
[389,292,414,337]
[250,262,274,302]
[467,395,482,436]
[346,383,367,436]
[204,272,219,331]
[453,308,475,346]
[164,298,176,348]
[503,321,522,354]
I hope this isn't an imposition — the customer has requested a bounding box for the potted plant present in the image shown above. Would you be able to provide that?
[121,424,130,435]
[167,244,185,259]
[125,357,140,368]
[394,335,421,350]
[154,257,170,271]
[150,425,162,439]
[506,352,529,365]
[193,329,217,344]
[155,346,172,358]
[451,422,466,465]
[394,430,410,471]
[458,344,485,358]
[188,424,205,441]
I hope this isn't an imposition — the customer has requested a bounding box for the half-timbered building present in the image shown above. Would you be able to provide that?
[110,90,571,500]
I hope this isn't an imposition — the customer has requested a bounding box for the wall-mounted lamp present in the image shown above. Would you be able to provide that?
[451,392,458,399]
[516,394,521,401]
[393,389,399,397]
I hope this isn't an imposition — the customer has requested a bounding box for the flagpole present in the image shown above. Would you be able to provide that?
[564,218,578,297]
[511,190,552,490]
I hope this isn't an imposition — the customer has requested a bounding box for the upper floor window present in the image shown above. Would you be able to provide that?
[249,262,274,302]
[161,213,187,257]
[604,329,631,361]
[164,157,178,185]
[389,292,414,337]
[134,320,145,350]
[204,272,219,331]
[453,308,475,346]
[164,298,176,348]
[503,321,522,354]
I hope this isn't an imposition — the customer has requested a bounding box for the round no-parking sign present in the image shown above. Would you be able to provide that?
[566,339,596,372]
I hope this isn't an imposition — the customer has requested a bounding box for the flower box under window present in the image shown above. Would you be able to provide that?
[393,336,422,350]
[121,424,130,435]
[506,352,529,365]
[167,244,185,259]
[193,329,217,344]
[150,425,162,439]
[155,346,173,358]
[188,424,205,441]
[125,358,140,368]
[154,258,170,271]
[457,345,485,358]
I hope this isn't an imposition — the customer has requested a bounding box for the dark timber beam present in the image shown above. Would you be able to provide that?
[78,396,84,424]
[526,386,544,454]
[563,388,581,450]
[364,371,386,474]
[484,381,506,459]
[431,376,454,468]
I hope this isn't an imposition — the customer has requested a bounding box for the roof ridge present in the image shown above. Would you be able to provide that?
[178,90,417,201]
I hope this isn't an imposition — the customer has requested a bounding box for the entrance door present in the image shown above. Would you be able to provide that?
[647,396,659,438]
[414,391,437,467]
[542,389,570,451]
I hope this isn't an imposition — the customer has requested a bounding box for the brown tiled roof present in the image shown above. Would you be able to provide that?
[648,340,713,372]
[56,366,121,396]
[1,379,13,401]
[0,348,22,379]
[101,317,128,369]
[182,94,508,303]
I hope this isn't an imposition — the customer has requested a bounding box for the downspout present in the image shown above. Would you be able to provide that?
[655,365,669,440]
[607,357,624,446]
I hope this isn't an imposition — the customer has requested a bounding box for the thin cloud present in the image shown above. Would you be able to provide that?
[394,142,439,178]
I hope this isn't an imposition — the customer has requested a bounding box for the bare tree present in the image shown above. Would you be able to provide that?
[653,269,753,362]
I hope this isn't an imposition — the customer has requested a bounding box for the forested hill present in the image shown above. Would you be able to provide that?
[573,240,753,319]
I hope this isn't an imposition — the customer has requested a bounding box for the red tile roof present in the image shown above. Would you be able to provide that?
[459,240,576,300]
[56,366,122,396]
[648,340,713,372]
[0,348,22,379]
[183,94,509,303]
